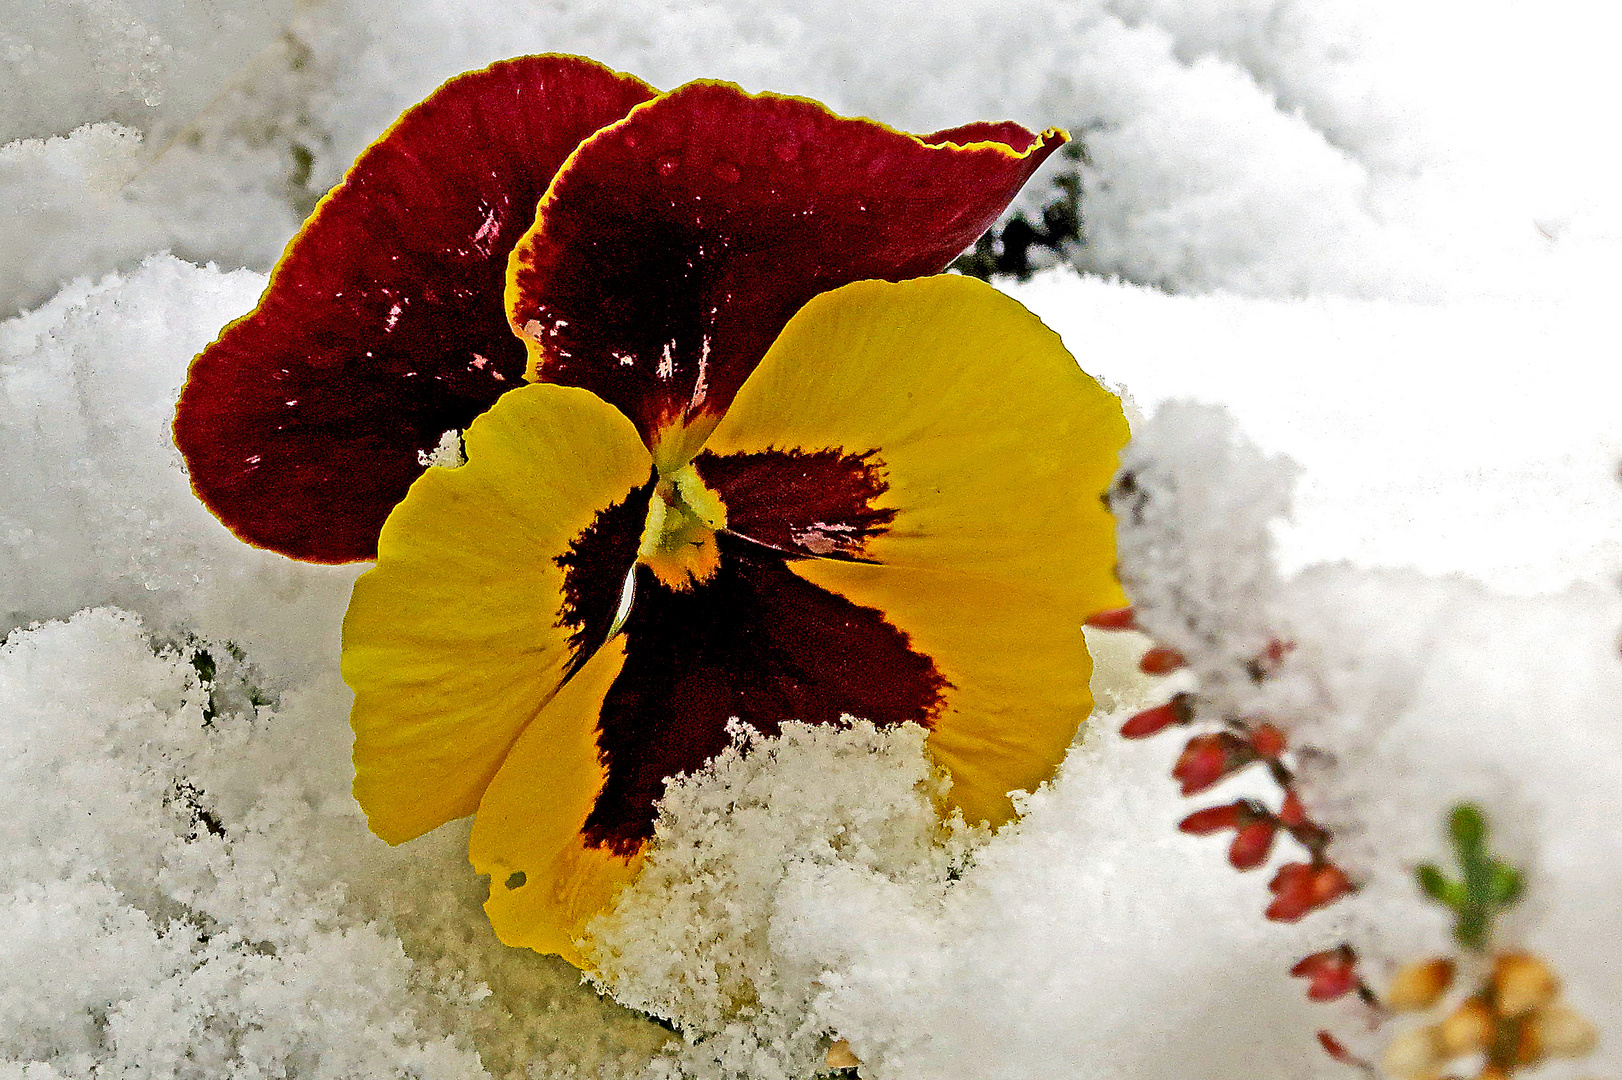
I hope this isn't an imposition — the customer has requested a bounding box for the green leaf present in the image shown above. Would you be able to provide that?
[1455,907,1489,951]
[1416,864,1463,909]
[1488,862,1524,906]
[1419,803,1527,953]
[1449,803,1487,854]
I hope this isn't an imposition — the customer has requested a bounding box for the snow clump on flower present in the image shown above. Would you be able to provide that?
[584,720,984,1080]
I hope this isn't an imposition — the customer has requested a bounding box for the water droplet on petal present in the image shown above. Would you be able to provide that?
[712,160,740,183]
[657,154,681,177]
[623,131,639,149]
[774,135,800,162]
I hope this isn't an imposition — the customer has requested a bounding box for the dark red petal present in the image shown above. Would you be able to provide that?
[581,534,949,855]
[174,55,657,563]
[693,447,896,561]
[508,81,1064,457]
[924,121,1044,152]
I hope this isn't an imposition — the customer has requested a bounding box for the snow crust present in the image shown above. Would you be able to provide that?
[4,1,1620,1077]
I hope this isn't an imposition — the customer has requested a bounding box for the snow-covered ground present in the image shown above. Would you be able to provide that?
[3,1,1617,1077]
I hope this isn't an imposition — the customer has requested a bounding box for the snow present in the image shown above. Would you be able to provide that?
[0,254,355,684]
[583,720,986,1080]
[3,0,1619,1077]
[1110,406,1622,1069]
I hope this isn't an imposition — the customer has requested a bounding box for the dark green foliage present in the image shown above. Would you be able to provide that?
[172,632,277,726]
[952,141,1086,282]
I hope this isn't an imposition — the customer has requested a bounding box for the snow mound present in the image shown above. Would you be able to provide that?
[0,608,485,1078]
[585,721,984,1080]
[0,607,674,1079]
[0,255,356,683]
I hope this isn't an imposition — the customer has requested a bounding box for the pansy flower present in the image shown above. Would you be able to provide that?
[174,55,1129,967]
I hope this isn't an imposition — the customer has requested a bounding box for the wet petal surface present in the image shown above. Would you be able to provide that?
[507,81,1065,466]
[175,55,656,562]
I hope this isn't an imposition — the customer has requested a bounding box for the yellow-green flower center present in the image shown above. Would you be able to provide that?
[636,464,727,589]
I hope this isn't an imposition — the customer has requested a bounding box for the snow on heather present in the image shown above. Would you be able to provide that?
[1107,405,1622,1075]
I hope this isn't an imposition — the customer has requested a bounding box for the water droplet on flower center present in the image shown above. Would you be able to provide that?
[657,154,681,176]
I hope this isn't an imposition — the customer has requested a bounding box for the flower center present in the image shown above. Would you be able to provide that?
[636,464,728,590]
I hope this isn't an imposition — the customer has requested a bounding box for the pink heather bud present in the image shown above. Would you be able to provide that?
[1316,1030,1364,1068]
[1139,645,1186,675]
[1271,863,1353,920]
[1249,722,1287,759]
[1172,732,1253,796]
[1172,735,1229,795]
[1278,790,1308,828]
[1228,818,1279,870]
[1289,947,1359,1002]
[1119,694,1191,739]
[1084,607,1138,631]
[1290,949,1338,978]
[1266,863,1319,921]
[1178,801,1243,835]
[1310,864,1353,907]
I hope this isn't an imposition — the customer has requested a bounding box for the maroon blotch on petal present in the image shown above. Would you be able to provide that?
[174,55,657,563]
[509,81,1064,451]
[581,534,949,855]
[554,473,655,677]
[694,446,895,561]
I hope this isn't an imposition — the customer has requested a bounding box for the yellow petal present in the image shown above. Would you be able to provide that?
[469,637,645,966]
[703,275,1128,827]
[342,383,651,844]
